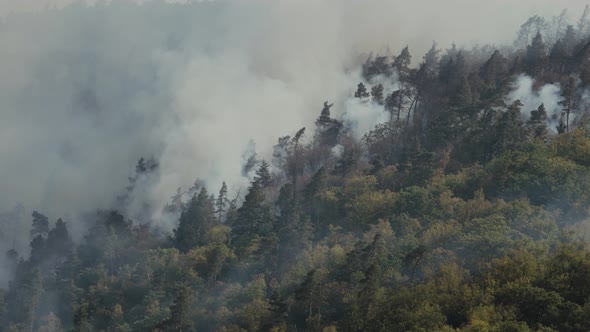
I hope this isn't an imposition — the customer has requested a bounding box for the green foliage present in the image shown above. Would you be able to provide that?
[7,13,590,331]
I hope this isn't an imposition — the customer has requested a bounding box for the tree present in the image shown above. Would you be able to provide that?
[494,100,525,154]
[232,162,275,259]
[37,312,64,332]
[273,128,306,196]
[354,83,370,99]
[371,84,384,105]
[563,25,577,53]
[364,55,391,79]
[578,5,590,36]
[557,115,567,134]
[550,39,568,73]
[157,285,194,332]
[454,76,473,107]
[559,76,576,132]
[393,46,413,121]
[215,182,228,223]
[516,15,548,49]
[526,32,547,75]
[315,101,343,147]
[174,187,216,252]
[294,269,328,330]
[31,211,49,239]
[46,219,73,258]
[480,50,508,93]
[254,160,271,188]
[527,104,549,141]
[423,42,441,79]
[393,46,412,79]
[6,264,43,332]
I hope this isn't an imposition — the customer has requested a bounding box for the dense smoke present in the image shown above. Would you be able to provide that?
[507,74,562,119]
[0,0,589,250]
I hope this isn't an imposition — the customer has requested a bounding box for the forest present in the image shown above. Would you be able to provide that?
[5,2,590,332]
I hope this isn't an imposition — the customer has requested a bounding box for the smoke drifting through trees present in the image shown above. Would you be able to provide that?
[4,1,590,331]
[0,0,586,237]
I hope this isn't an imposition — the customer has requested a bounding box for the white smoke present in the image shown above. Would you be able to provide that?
[507,74,562,118]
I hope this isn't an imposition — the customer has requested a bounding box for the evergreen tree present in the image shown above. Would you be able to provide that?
[215,182,228,223]
[480,50,508,93]
[364,56,391,79]
[315,101,343,147]
[174,187,216,252]
[526,32,547,75]
[354,83,370,99]
[30,211,49,239]
[495,100,525,154]
[232,162,274,259]
[371,84,384,105]
[157,285,194,332]
[393,46,413,121]
[393,46,412,79]
[423,42,441,78]
[563,24,577,54]
[454,76,473,107]
[385,90,401,121]
[45,218,74,268]
[559,76,576,132]
[527,103,549,141]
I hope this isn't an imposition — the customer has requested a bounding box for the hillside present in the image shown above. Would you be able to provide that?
[4,3,590,332]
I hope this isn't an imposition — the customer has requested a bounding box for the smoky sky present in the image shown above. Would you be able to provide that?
[0,0,588,234]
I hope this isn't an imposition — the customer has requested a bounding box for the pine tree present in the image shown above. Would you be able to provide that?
[215,182,228,223]
[254,160,271,188]
[527,103,549,141]
[423,42,441,78]
[495,100,525,154]
[454,76,473,107]
[232,162,274,259]
[315,101,342,147]
[557,115,567,134]
[526,32,547,75]
[393,46,412,81]
[385,90,401,121]
[316,101,334,127]
[157,285,193,332]
[30,211,49,239]
[174,187,216,252]
[364,56,391,79]
[480,50,508,92]
[393,46,413,121]
[559,76,576,132]
[46,219,73,258]
[578,5,590,36]
[371,84,384,105]
[563,25,577,54]
[354,83,370,99]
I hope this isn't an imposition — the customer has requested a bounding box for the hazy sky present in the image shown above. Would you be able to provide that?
[1,0,588,49]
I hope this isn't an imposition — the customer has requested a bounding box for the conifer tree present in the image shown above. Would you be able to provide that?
[232,162,274,258]
[393,46,412,121]
[559,76,576,132]
[371,84,384,105]
[527,104,549,141]
[354,83,370,99]
[526,32,547,75]
[174,187,216,252]
[215,182,228,223]
[315,101,342,147]
[30,211,49,239]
